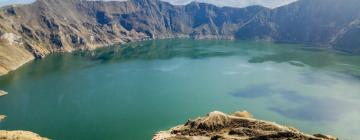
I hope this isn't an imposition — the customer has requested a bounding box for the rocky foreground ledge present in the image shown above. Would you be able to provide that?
[153,111,336,140]
[0,117,48,140]
[0,131,48,140]
[1,90,48,140]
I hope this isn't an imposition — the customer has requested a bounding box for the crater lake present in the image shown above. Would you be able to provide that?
[1,39,360,140]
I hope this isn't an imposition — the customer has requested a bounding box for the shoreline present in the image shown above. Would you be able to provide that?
[0,35,235,77]
[0,56,34,77]
[1,36,348,78]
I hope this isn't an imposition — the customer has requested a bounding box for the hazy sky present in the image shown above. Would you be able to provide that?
[0,0,34,7]
[0,0,297,8]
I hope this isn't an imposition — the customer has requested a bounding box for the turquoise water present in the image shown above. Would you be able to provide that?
[0,39,360,139]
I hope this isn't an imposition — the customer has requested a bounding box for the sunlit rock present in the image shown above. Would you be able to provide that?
[0,90,8,97]
[0,131,48,140]
[153,111,337,140]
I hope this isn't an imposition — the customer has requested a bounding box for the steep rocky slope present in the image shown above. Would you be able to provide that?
[331,19,360,52]
[0,0,248,75]
[253,0,360,49]
[0,0,360,75]
[153,111,336,140]
[0,0,148,75]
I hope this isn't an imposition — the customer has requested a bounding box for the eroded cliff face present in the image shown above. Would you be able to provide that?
[0,0,151,75]
[153,111,337,140]
[331,19,360,53]
[0,0,360,75]
[0,0,257,75]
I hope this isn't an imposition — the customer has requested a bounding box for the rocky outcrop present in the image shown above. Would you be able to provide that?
[153,111,336,140]
[0,0,360,75]
[0,131,48,140]
[0,90,6,126]
[0,115,5,121]
[4,92,49,140]
[0,91,6,122]
[0,90,7,96]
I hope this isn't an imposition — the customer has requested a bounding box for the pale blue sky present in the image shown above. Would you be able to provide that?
[0,0,34,7]
[0,0,297,8]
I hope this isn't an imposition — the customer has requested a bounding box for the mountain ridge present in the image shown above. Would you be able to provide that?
[0,0,359,75]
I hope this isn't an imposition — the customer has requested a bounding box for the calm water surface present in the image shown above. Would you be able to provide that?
[0,39,360,139]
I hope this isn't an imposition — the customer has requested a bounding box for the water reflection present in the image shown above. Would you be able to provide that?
[271,95,359,122]
[0,39,261,88]
[230,84,291,98]
[231,84,360,122]
[0,54,89,87]
[74,39,239,64]
[248,52,334,68]
[248,50,360,69]
[300,71,337,87]
[1,39,360,139]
